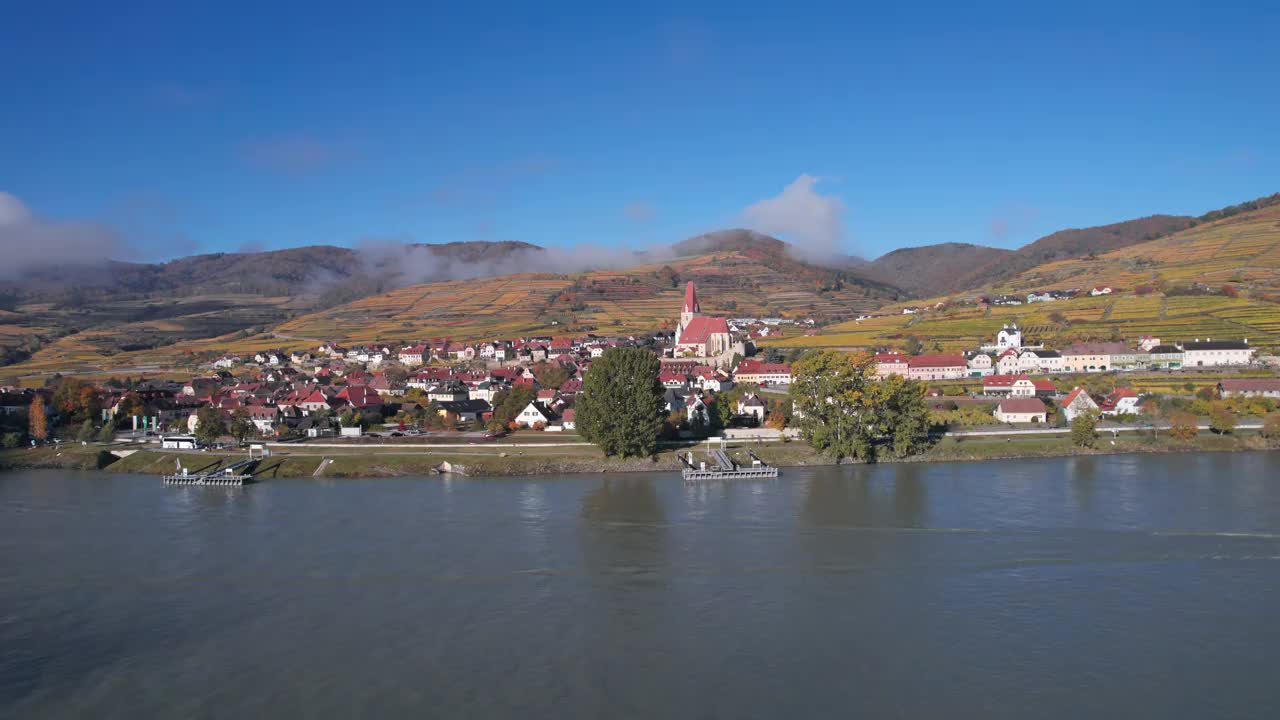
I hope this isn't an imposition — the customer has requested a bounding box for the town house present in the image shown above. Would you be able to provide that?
[907,354,968,381]
[1180,339,1253,367]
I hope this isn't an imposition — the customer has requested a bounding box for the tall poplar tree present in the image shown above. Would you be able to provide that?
[576,347,665,458]
[28,396,48,442]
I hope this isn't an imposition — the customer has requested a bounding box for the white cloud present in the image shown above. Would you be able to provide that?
[0,192,128,276]
[742,174,847,260]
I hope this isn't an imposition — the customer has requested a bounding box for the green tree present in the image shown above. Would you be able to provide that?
[576,347,665,458]
[1071,411,1098,448]
[874,374,932,458]
[76,420,95,443]
[229,408,254,444]
[383,365,409,385]
[49,377,86,417]
[194,405,227,445]
[2,432,23,448]
[789,351,931,461]
[903,336,924,356]
[1208,402,1237,435]
[493,387,536,426]
[791,351,876,460]
[97,421,116,444]
[532,363,571,389]
[115,392,145,420]
[77,386,103,423]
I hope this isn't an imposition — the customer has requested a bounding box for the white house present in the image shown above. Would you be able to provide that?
[996,349,1021,375]
[1180,339,1253,367]
[516,401,554,428]
[994,397,1048,423]
[398,345,427,366]
[737,393,767,424]
[996,323,1023,350]
[1090,286,1113,296]
[966,353,994,377]
[1099,388,1141,417]
[1061,387,1100,421]
[1218,378,1280,398]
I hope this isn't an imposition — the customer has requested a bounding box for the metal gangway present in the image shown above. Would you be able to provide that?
[164,457,257,486]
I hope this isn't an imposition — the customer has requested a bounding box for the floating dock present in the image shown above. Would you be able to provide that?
[164,458,257,486]
[681,449,779,481]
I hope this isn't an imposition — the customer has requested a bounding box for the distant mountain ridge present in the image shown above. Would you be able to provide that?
[857,193,1280,296]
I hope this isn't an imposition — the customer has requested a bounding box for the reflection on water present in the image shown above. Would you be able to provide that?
[3,454,1280,719]
[800,464,927,528]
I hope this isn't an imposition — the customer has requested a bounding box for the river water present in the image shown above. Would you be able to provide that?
[2,453,1279,718]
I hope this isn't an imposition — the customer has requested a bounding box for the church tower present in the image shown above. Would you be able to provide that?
[680,281,700,331]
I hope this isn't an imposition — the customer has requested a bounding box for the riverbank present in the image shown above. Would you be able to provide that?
[1,429,1275,478]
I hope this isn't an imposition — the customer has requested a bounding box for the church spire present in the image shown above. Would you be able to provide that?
[683,281,700,314]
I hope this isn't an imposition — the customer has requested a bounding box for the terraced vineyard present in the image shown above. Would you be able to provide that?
[274,249,898,345]
[767,203,1280,353]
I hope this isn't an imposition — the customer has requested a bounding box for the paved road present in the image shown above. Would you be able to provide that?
[949,421,1263,437]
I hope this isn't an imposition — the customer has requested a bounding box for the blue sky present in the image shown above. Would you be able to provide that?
[1,1,1277,263]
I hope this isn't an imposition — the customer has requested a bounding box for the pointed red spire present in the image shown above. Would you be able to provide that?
[683,281,700,314]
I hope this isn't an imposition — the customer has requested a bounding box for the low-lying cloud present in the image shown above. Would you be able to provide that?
[0,191,130,277]
[742,174,847,260]
[355,237,669,286]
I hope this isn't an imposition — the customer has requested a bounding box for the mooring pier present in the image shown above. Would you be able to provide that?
[681,447,779,481]
[164,457,257,486]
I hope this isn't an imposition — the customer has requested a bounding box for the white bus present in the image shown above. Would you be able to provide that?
[161,435,199,450]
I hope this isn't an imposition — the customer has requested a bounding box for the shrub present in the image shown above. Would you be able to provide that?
[2,432,23,448]
[1262,413,1280,440]
[1168,411,1198,441]
[1071,412,1098,448]
[96,450,119,469]
[1208,403,1237,435]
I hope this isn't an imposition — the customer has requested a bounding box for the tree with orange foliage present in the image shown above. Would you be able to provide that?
[28,396,48,442]
[1167,411,1198,442]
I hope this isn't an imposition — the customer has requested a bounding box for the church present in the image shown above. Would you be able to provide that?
[673,281,733,359]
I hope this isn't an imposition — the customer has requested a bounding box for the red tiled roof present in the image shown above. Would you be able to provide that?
[874,352,909,364]
[907,354,967,368]
[983,374,1030,387]
[337,385,382,408]
[999,397,1046,414]
[1219,379,1280,392]
[734,360,791,376]
[683,281,700,313]
[1032,380,1056,392]
[1062,387,1093,407]
[677,316,729,345]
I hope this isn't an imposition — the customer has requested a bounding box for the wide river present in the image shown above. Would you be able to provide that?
[3,453,1280,718]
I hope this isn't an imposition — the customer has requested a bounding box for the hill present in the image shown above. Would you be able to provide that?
[271,235,904,346]
[859,215,1197,295]
[765,197,1280,354]
[858,243,1015,296]
[0,241,543,367]
[0,232,905,379]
